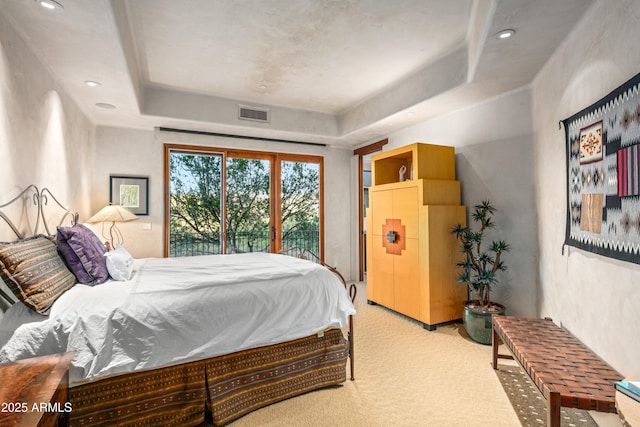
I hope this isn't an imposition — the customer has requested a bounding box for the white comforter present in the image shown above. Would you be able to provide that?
[0,253,355,386]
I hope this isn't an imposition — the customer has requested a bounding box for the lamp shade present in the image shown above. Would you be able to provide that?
[87,205,138,224]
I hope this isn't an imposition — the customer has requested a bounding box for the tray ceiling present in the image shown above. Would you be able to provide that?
[1,0,594,147]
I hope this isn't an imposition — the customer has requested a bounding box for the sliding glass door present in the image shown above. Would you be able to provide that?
[225,155,272,254]
[168,151,223,256]
[166,145,323,260]
[280,159,321,257]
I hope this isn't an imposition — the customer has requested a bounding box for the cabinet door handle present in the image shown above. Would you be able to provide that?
[386,230,398,244]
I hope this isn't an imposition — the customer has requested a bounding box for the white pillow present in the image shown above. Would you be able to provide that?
[105,245,134,281]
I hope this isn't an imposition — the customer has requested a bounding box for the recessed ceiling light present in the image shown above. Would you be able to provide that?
[85,81,101,87]
[496,29,515,40]
[35,0,64,12]
[96,103,116,109]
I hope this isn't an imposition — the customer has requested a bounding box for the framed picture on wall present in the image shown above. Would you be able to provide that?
[109,175,149,215]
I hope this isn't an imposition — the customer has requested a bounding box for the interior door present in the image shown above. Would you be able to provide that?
[354,139,387,281]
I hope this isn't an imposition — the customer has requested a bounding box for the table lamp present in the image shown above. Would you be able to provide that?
[86,204,138,250]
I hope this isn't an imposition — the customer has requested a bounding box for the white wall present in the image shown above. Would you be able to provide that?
[369,87,539,318]
[532,0,640,377]
[0,12,95,313]
[93,128,355,279]
[90,127,162,258]
[0,11,95,233]
[361,0,640,378]
[4,0,636,378]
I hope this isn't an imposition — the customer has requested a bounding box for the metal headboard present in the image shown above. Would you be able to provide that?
[0,186,78,239]
[38,187,79,235]
[0,185,78,306]
[0,184,41,240]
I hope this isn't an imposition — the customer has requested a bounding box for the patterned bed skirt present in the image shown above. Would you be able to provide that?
[68,328,348,426]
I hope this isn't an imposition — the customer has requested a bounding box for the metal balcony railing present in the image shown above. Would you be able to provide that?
[169,229,319,258]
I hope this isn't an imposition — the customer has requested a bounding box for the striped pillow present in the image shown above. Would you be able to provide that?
[0,235,76,315]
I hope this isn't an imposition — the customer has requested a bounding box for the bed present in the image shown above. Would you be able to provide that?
[0,185,356,426]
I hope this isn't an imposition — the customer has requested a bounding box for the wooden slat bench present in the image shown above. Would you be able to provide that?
[492,316,623,427]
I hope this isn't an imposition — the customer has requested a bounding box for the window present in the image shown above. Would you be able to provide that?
[165,145,324,260]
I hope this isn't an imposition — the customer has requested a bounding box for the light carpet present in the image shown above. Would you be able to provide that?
[203,281,521,426]
[496,365,597,427]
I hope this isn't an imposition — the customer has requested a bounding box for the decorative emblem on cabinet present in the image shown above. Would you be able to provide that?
[382,218,406,255]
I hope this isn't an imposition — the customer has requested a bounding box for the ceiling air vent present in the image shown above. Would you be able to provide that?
[238,105,269,123]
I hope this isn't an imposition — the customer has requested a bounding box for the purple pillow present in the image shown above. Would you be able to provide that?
[57,224,109,285]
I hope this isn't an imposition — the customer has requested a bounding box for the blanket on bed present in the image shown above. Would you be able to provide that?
[0,253,355,386]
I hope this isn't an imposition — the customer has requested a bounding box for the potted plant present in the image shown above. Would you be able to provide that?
[451,200,510,345]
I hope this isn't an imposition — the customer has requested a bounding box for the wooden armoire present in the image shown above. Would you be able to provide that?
[365,143,467,330]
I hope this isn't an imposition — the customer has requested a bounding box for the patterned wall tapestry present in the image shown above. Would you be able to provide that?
[563,71,640,265]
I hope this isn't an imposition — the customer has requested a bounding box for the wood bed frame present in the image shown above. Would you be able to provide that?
[0,185,356,426]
